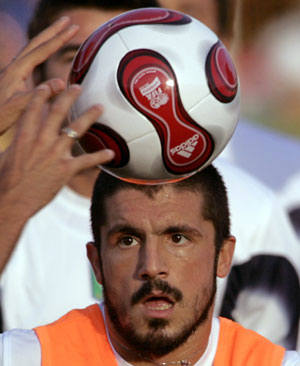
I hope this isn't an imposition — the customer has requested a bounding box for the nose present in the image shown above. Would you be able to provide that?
[137,238,168,280]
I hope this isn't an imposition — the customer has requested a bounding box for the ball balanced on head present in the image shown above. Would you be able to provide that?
[69,7,239,184]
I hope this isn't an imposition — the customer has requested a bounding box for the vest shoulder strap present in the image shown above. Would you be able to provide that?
[214,317,285,366]
[34,304,118,366]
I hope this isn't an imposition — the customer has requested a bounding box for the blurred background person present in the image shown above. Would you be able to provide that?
[161,0,300,192]
[234,8,300,239]
[280,171,300,239]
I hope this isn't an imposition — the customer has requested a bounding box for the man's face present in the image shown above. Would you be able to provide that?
[41,8,125,83]
[88,186,234,356]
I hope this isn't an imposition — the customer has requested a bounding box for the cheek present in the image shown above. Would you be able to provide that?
[174,249,216,292]
[102,251,138,295]
[45,58,72,82]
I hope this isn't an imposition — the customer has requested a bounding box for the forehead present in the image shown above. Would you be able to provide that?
[103,187,205,228]
[160,0,218,33]
[54,7,126,44]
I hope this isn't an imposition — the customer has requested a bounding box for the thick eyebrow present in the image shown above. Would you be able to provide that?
[54,44,81,58]
[162,225,203,237]
[107,224,145,238]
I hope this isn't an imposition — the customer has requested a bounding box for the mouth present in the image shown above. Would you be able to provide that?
[142,292,175,317]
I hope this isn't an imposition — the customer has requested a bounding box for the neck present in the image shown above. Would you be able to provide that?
[114,339,208,366]
[106,310,213,366]
[67,167,99,198]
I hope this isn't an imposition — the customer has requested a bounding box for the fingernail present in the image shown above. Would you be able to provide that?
[51,79,65,93]
[70,84,81,91]
[105,149,115,159]
[37,84,50,91]
[92,104,103,112]
[57,16,70,24]
[69,24,80,32]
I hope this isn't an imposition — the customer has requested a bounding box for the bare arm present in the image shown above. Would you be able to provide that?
[0,83,114,273]
[0,16,115,273]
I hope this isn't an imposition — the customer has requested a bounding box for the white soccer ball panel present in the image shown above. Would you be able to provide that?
[105,131,174,181]
[72,34,156,141]
[188,88,240,154]
[117,20,218,111]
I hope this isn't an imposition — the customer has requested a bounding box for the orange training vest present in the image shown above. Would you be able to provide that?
[34,304,285,366]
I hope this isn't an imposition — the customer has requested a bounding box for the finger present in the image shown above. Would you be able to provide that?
[0,90,43,135]
[70,149,115,173]
[60,104,104,146]
[16,16,72,59]
[11,21,79,79]
[0,79,65,135]
[41,78,66,96]
[0,90,33,134]
[1,21,78,102]
[15,84,53,143]
[14,78,65,103]
[43,84,83,136]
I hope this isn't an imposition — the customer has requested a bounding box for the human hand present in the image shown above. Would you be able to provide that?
[0,83,114,220]
[0,16,79,135]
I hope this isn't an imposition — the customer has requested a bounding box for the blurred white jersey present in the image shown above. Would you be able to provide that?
[280,172,300,238]
[221,118,300,191]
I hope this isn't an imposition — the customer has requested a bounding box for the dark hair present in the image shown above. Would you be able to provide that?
[91,164,231,256]
[28,0,160,39]
[216,0,300,44]
[216,0,236,39]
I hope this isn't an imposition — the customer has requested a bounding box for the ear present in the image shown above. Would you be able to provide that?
[86,242,103,285]
[216,236,235,278]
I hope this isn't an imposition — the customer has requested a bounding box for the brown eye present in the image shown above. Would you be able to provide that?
[171,234,188,245]
[119,236,138,248]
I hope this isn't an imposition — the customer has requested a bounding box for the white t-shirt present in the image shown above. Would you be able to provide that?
[214,159,300,350]
[0,304,299,366]
[280,172,300,238]
[1,160,300,350]
[0,186,97,330]
[221,118,300,191]
[280,173,300,211]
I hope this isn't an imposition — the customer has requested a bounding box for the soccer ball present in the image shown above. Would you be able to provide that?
[69,8,239,184]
